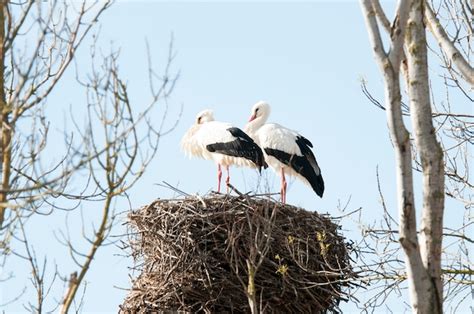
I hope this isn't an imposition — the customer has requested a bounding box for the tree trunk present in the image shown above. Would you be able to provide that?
[0,1,11,229]
[383,67,432,314]
[405,0,444,312]
[361,0,445,312]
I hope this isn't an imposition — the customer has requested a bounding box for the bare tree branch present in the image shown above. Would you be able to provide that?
[0,2,179,311]
[425,3,474,86]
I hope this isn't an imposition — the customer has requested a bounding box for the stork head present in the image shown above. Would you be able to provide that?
[195,109,214,124]
[248,101,270,122]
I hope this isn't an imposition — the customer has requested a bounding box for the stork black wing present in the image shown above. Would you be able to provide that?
[206,127,267,171]
[264,136,324,198]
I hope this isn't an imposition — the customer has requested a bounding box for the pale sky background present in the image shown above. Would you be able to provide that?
[2,1,470,313]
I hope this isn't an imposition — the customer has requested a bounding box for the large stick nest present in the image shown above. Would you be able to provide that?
[120,194,357,313]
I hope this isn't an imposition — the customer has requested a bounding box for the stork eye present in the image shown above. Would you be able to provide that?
[255,108,259,113]
[197,117,202,123]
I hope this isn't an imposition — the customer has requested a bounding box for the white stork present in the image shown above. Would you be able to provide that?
[181,109,266,193]
[245,101,324,203]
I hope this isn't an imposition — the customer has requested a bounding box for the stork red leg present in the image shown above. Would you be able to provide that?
[217,164,222,193]
[225,166,230,193]
[280,167,287,204]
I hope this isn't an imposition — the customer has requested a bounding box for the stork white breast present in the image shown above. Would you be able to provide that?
[195,121,236,148]
[255,123,302,156]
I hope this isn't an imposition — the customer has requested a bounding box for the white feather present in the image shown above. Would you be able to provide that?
[254,123,302,155]
[245,101,316,183]
[181,112,259,168]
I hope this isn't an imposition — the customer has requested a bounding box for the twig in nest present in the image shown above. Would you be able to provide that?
[227,183,249,197]
[155,181,190,197]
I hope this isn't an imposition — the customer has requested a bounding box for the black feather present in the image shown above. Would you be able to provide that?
[264,136,324,198]
[206,127,267,171]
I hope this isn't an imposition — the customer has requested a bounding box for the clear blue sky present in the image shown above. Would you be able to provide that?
[2,1,466,313]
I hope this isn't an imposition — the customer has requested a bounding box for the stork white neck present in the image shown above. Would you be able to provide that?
[245,101,271,135]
